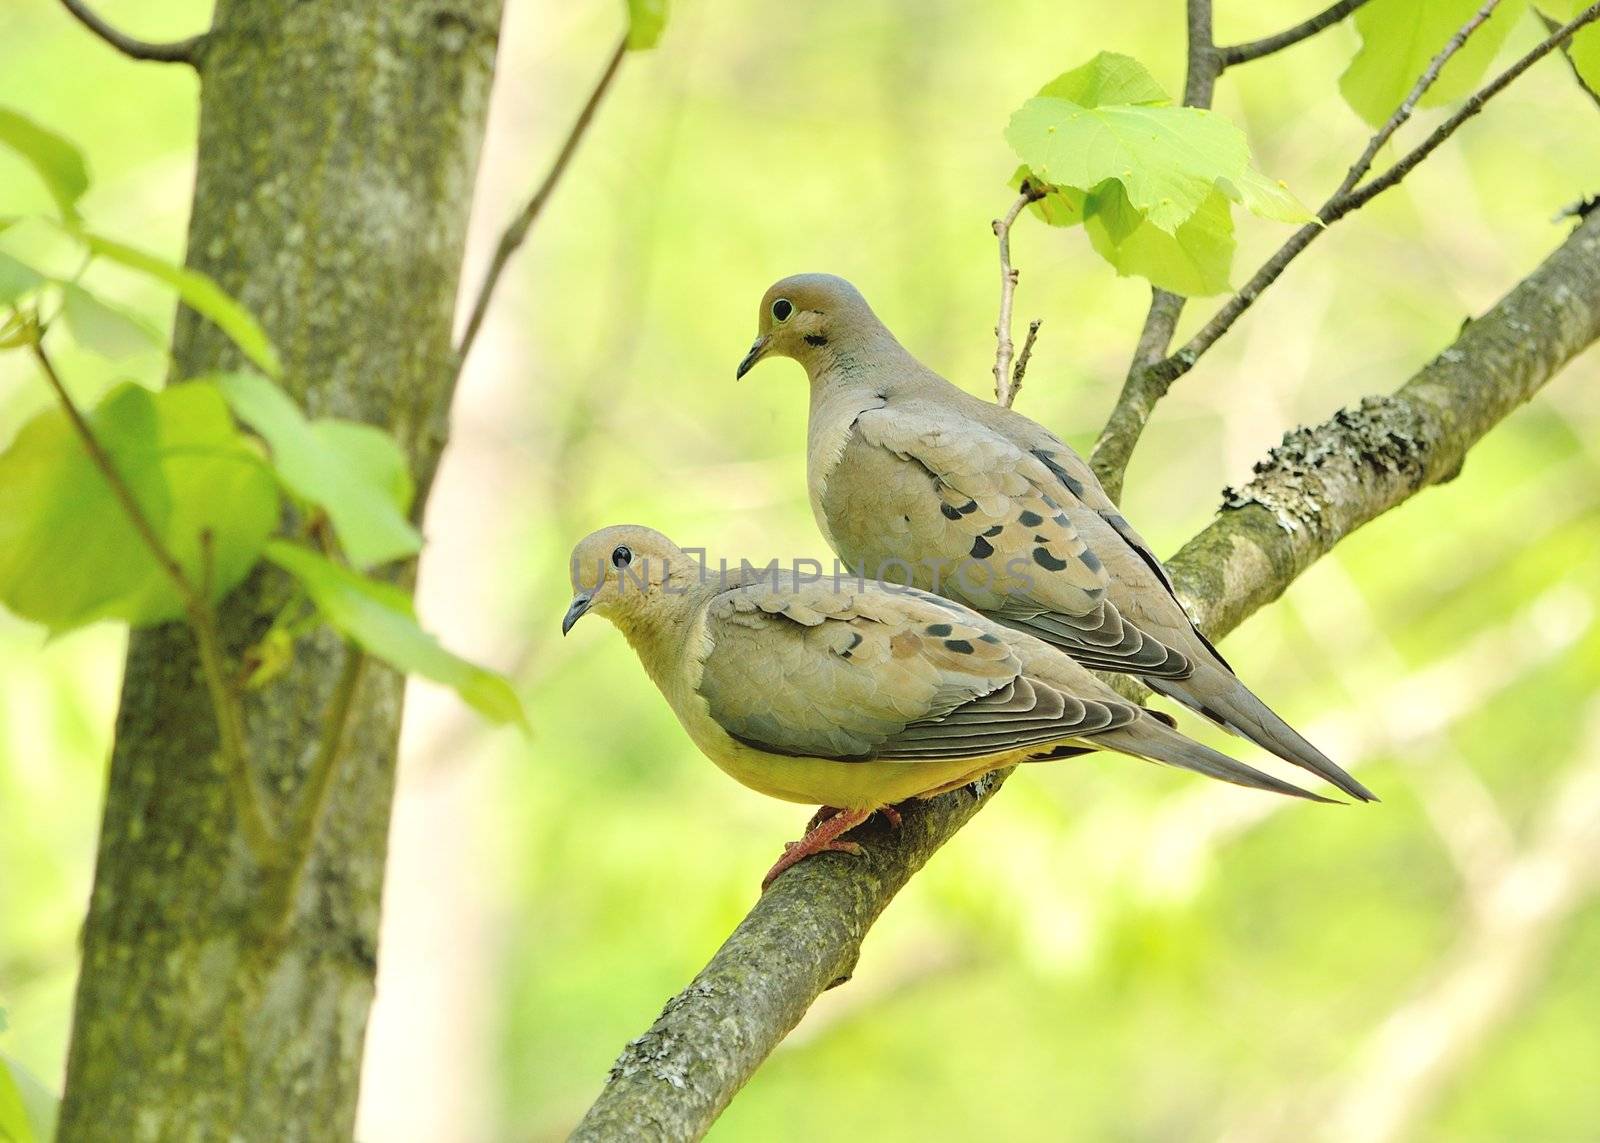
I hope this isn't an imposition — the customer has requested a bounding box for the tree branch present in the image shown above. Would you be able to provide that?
[58,0,203,65]
[1092,0,1600,494]
[990,188,1044,406]
[1218,0,1373,67]
[454,34,628,369]
[568,195,1600,1143]
[1094,0,1221,501]
[1536,6,1600,110]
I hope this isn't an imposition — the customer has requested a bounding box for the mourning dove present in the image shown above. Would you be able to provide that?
[563,525,1330,887]
[736,273,1375,804]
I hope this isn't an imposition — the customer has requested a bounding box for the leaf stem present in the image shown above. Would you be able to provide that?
[26,330,280,866]
[265,645,367,929]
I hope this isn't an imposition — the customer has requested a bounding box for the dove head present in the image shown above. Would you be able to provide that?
[735,273,900,382]
[563,524,703,645]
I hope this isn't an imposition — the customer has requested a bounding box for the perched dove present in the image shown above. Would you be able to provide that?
[736,273,1374,804]
[563,525,1330,887]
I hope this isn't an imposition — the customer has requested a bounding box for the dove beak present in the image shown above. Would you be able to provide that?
[735,335,771,380]
[561,593,593,636]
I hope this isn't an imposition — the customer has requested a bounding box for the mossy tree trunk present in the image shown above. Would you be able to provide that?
[57,3,502,1138]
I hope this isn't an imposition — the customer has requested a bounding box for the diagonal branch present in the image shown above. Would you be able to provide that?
[454,34,628,369]
[568,197,1600,1143]
[1093,0,1600,494]
[1536,6,1600,110]
[58,0,204,65]
[1218,0,1373,67]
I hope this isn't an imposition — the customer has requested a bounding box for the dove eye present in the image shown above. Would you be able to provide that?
[611,545,633,568]
[771,298,794,322]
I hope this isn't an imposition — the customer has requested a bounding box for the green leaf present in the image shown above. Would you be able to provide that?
[0,214,88,280]
[0,108,89,221]
[1339,0,1528,127]
[0,382,277,632]
[0,1055,57,1143]
[1565,0,1600,93]
[1037,51,1170,108]
[311,420,415,516]
[110,382,279,624]
[0,251,44,305]
[1011,165,1087,227]
[1085,183,1235,297]
[0,384,170,630]
[625,0,668,49]
[264,541,528,730]
[60,283,162,359]
[1217,166,1321,226]
[81,232,281,376]
[1006,95,1249,232]
[215,371,420,567]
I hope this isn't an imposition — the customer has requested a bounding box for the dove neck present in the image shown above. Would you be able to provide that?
[800,326,919,394]
[610,584,715,700]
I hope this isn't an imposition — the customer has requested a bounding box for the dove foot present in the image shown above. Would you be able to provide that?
[763,807,875,890]
[806,803,903,832]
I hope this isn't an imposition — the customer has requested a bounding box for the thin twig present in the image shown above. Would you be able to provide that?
[991,188,1043,406]
[1218,0,1373,67]
[1536,6,1600,110]
[1342,0,1503,201]
[1011,318,1042,399]
[266,647,367,929]
[1091,0,1221,500]
[454,34,628,368]
[26,333,279,866]
[1091,0,1600,493]
[58,0,203,65]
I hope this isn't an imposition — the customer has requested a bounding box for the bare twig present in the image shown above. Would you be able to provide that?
[1011,318,1042,399]
[569,208,1600,1142]
[26,333,279,866]
[1218,0,1373,67]
[1536,6,1600,110]
[1092,0,1600,493]
[990,188,1043,406]
[58,0,203,64]
[454,35,628,369]
[1092,0,1222,500]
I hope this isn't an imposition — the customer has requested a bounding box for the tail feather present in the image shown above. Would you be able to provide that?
[1096,718,1337,804]
[1148,668,1377,803]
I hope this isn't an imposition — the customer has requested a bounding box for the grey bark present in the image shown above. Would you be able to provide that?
[570,209,1600,1142]
[57,3,502,1139]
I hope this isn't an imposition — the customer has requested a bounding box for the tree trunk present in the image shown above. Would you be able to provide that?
[57,3,502,1138]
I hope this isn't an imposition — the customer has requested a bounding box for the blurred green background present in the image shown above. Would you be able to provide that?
[4,1,1600,1140]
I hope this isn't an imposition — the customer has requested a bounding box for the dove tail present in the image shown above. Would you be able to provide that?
[1147,668,1378,803]
[1095,718,1336,803]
